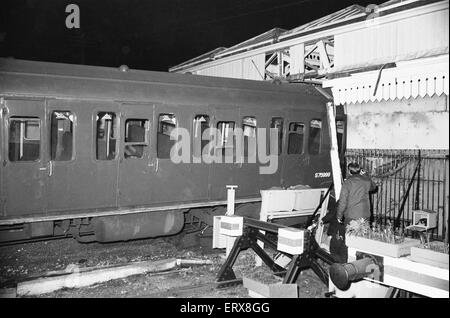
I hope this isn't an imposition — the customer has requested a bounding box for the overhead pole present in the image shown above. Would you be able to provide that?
[326,101,343,200]
[312,88,343,200]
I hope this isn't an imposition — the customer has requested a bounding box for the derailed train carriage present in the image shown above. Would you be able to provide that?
[0,58,346,243]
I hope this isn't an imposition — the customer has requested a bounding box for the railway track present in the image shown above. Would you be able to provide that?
[0,235,76,248]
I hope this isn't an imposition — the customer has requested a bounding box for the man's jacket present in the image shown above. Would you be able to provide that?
[337,174,377,222]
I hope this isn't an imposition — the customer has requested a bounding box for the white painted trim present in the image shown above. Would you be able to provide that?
[383,275,449,298]
[323,55,449,105]
[384,256,449,279]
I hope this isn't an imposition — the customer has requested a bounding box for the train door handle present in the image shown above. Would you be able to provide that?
[39,161,52,176]
[148,158,159,173]
[48,161,53,177]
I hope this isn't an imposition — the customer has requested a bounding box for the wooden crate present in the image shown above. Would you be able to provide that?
[410,247,449,269]
[243,276,298,298]
[345,235,421,258]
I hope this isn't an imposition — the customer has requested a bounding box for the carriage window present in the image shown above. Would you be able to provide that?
[157,114,177,159]
[8,117,40,162]
[308,119,322,155]
[124,119,149,159]
[51,111,74,161]
[242,117,256,158]
[288,122,304,154]
[336,120,344,155]
[96,112,118,160]
[217,121,235,159]
[193,115,210,158]
[270,117,283,155]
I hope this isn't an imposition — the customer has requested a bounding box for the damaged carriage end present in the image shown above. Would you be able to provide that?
[92,210,185,242]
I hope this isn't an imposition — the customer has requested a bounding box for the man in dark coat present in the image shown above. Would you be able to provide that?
[337,162,377,225]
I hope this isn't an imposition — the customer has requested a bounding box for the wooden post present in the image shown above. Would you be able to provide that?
[298,43,305,75]
[289,43,305,76]
[225,185,238,216]
[225,185,238,257]
[317,40,331,71]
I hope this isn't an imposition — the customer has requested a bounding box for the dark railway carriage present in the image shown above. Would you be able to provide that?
[0,58,345,243]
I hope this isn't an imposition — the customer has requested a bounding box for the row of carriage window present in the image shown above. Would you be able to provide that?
[8,111,327,162]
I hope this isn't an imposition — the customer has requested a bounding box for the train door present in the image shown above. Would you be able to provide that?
[188,106,211,201]
[152,104,195,203]
[234,108,261,198]
[47,100,119,211]
[282,109,310,187]
[1,98,48,216]
[258,110,287,191]
[117,103,154,207]
[46,101,79,212]
[209,105,241,200]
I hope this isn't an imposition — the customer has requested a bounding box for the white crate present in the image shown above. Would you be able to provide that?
[277,228,305,255]
[219,215,243,237]
[406,210,438,231]
[243,276,298,298]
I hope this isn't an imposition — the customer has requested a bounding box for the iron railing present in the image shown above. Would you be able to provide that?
[345,149,449,242]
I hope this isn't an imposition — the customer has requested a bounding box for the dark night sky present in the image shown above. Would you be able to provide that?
[1,0,386,72]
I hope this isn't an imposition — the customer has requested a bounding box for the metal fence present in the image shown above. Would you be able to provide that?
[345,149,449,242]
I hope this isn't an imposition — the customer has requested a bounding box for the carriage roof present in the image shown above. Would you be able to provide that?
[0,58,327,109]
